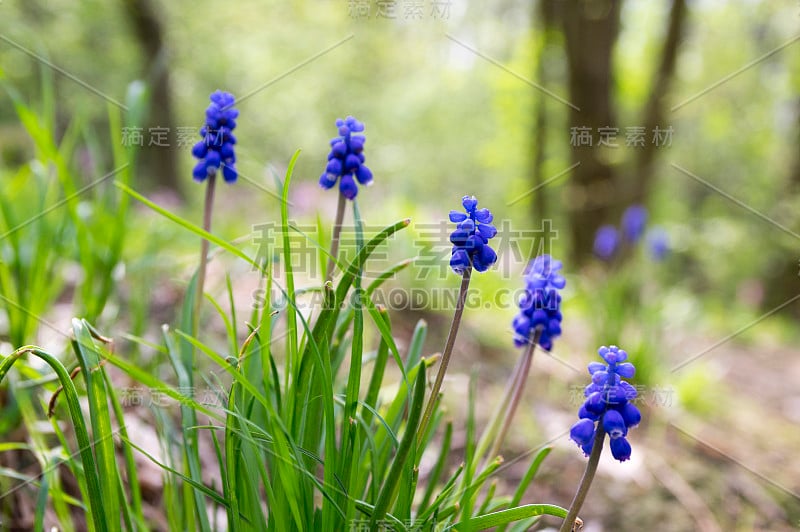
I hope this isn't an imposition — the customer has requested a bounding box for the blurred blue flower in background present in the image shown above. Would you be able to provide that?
[646,226,669,261]
[621,205,648,243]
[192,91,239,183]
[593,225,619,261]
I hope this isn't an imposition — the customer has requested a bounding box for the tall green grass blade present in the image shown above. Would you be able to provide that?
[115,181,258,268]
[226,274,238,354]
[354,500,407,531]
[446,504,568,530]
[477,480,498,516]
[405,319,428,372]
[174,331,314,529]
[34,457,54,532]
[70,320,122,532]
[361,307,390,430]
[103,370,146,530]
[370,361,426,528]
[418,420,453,513]
[280,150,301,386]
[122,437,228,506]
[415,463,464,525]
[210,425,234,531]
[296,218,411,387]
[422,459,504,528]
[496,447,552,532]
[459,371,479,531]
[168,280,212,532]
[335,198,366,526]
[0,347,107,532]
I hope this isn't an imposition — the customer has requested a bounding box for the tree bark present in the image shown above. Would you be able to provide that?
[122,0,183,196]
[563,0,622,265]
[529,0,559,227]
[632,0,688,204]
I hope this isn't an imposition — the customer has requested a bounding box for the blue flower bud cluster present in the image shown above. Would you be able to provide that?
[192,91,239,183]
[569,345,641,462]
[511,255,565,351]
[592,205,668,261]
[319,116,373,200]
[448,195,498,274]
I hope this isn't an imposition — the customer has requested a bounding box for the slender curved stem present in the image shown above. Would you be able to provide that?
[475,354,525,463]
[193,173,217,335]
[485,327,541,461]
[325,192,347,283]
[559,425,606,532]
[417,268,472,444]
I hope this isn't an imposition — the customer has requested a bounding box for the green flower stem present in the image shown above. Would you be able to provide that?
[193,173,217,335]
[475,354,525,463]
[559,425,606,532]
[417,267,472,444]
[485,327,541,461]
[325,192,347,283]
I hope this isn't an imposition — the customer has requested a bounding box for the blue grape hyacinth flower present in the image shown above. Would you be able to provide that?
[192,91,239,183]
[593,225,619,261]
[621,205,648,243]
[646,226,669,261]
[449,195,498,274]
[569,345,641,462]
[512,255,565,351]
[319,116,373,200]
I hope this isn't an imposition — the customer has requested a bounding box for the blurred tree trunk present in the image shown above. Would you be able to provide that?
[529,0,558,225]
[764,94,800,314]
[791,96,800,191]
[562,0,621,265]
[632,0,688,204]
[122,0,183,197]
[560,0,687,264]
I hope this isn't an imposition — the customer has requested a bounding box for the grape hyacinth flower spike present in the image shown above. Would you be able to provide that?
[593,225,619,261]
[512,254,565,351]
[560,345,641,532]
[646,226,669,261]
[621,204,648,243]
[189,90,239,414]
[190,91,240,308]
[449,195,498,274]
[320,116,373,281]
[570,345,640,460]
[192,91,239,183]
[418,195,498,441]
[319,116,373,200]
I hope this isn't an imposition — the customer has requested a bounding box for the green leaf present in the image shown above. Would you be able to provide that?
[496,447,552,532]
[446,504,568,530]
[0,347,108,532]
[70,320,122,532]
[370,361,426,528]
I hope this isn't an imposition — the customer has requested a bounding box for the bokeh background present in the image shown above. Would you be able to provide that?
[1,0,799,530]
